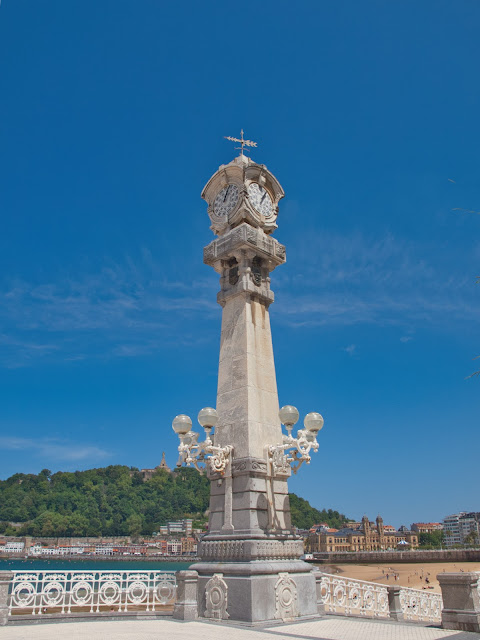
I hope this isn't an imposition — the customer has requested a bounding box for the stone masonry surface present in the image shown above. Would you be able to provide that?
[1,617,480,640]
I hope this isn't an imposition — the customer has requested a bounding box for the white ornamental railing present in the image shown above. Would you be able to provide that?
[318,574,390,618]
[398,586,443,623]
[9,570,176,616]
[317,572,443,624]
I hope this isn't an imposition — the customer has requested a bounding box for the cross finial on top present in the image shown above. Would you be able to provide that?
[224,129,257,155]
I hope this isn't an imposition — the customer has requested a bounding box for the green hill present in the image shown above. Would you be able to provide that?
[0,466,348,537]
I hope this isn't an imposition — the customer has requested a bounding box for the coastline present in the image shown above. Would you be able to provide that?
[0,554,198,563]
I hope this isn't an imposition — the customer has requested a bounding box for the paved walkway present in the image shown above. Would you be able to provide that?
[1,617,480,640]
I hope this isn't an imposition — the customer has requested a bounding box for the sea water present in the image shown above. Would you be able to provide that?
[0,558,192,572]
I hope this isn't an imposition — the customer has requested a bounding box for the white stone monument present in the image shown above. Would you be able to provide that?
[173,134,324,624]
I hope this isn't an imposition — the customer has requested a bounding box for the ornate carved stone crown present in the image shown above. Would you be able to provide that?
[202,154,285,236]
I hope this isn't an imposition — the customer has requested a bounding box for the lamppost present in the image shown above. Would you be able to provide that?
[173,405,323,477]
[171,143,326,624]
[269,406,324,475]
[172,408,233,475]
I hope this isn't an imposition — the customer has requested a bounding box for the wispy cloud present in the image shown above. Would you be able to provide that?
[0,437,111,462]
[0,252,218,366]
[274,230,480,329]
[343,344,357,356]
[1,232,478,366]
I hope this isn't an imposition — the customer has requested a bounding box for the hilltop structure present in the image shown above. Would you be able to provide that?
[140,452,171,480]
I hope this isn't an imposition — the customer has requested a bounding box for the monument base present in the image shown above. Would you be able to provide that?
[189,559,320,623]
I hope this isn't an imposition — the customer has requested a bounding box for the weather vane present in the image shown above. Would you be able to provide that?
[224,129,257,155]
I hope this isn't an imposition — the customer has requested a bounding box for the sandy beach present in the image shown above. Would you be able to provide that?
[319,561,480,593]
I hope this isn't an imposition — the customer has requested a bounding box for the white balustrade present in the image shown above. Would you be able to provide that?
[9,570,176,617]
[317,572,443,624]
[318,573,389,618]
[8,569,446,625]
[398,586,443,623]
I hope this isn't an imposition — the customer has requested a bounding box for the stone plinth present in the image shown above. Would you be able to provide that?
[191,560,318,623]
[0,571,12,626]
[173,570,199,621]
[387,586,405,622]
[437,572,480,633]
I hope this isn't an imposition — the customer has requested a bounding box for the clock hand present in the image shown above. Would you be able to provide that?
[224,186,230,202]
[260,190,267,203]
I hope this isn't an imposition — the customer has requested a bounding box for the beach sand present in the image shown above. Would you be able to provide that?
[318,561,480,593]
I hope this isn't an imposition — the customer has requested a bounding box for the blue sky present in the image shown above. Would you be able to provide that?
[0,0,479,528]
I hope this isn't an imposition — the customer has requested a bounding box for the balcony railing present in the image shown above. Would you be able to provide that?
[5,568,447,625]
[316,572,443,624]
[317,574,390,618]
[8,570,176,617]
[397,586,443,623]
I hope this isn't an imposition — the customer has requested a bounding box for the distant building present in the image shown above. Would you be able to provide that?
[4,541,25,553]
[167,540,182,555]
[157,519,193,536]
[307,515,419,553]
[181,537,197,555]
[443,512,480,546]
[411,523,443,534]
[459,513,480,544]
[140,452,171,481]
[383,525,397,533]
[309,523,330,533]
[443,512,466,546]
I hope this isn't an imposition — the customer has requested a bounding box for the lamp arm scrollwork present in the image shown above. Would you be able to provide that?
[267,429,320,475]
[176,432,233,475]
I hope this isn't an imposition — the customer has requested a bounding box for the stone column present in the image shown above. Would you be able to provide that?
[173,570,199,621]
[0,571,13,626]
[387,586,404,621]
[189,155,319,622]
[437,572,480,633]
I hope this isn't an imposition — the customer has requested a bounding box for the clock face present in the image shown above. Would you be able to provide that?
[214,184,239,217]
[247,183,273,217]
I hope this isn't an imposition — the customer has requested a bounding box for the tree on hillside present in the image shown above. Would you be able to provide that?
[0,466,349,537]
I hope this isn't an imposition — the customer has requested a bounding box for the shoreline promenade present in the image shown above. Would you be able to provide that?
[1,617,480,640]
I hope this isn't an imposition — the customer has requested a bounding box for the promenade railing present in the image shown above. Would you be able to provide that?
[3,569,449,625]
[317,573,390,619]
[397,585,443,623]
[8,569,176,618]
[316,572,443,624]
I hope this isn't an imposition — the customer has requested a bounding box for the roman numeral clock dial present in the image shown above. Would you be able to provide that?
[213,184,239,217]
[247,182,273,217]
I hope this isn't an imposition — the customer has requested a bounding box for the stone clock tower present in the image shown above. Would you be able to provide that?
[177,147,320,624]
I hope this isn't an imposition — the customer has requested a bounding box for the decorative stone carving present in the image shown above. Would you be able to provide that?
[231,458,267,476]
[199,539,303,562]
[203,224,286,268]
[228,258,239,285]
[251,256,262,286]
[270,447,292,476]
[200,541,245,561]
[201,154,284,236]
[205,573,229,620]
[275,573,298,621]
[246,226,257,245]
[276,244,286,260]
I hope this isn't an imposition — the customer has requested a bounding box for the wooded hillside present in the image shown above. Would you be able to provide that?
[0,466,348,537]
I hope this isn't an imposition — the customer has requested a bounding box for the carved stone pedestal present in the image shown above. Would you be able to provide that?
[191,560,318,624]
[173,570,199,621]
[438,572,480,633]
